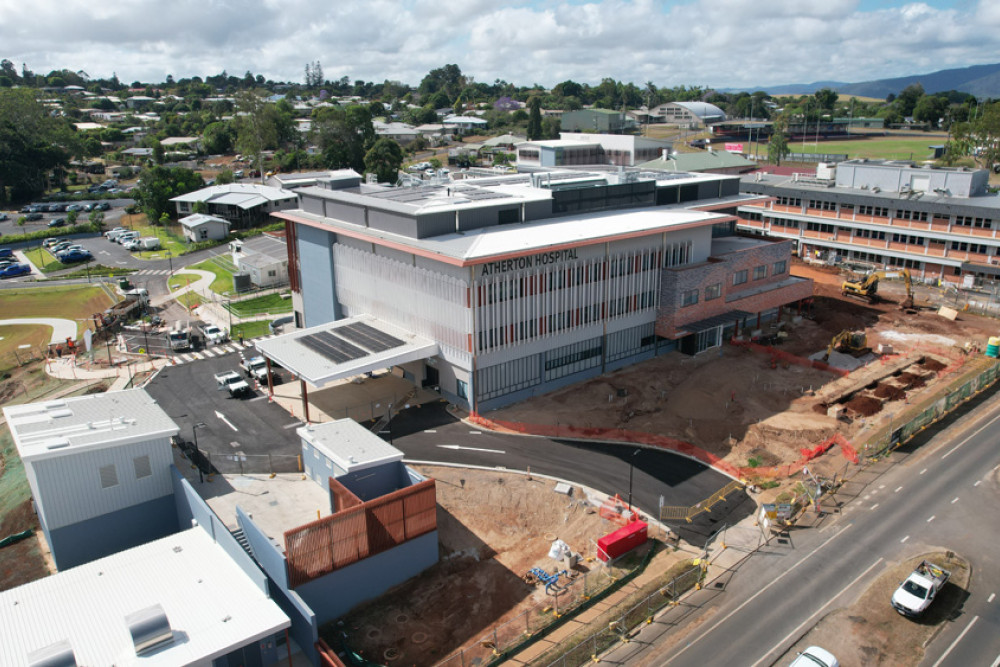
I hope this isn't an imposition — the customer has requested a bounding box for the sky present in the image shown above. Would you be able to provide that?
[2,0,998,90]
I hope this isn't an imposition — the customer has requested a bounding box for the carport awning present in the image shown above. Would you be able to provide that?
[254,315,438,387]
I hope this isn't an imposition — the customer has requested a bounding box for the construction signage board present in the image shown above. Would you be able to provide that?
[762,503,777,520]
[776,504,793,520]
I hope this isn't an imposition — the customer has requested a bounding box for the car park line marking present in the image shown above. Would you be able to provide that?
[749,557,884,667]
[665,524,853,665]
[920,468,928,475]
[283,421,304,429]
[988,593,996,603]
[927,515,936,523]
[423,429,437,433]
[249,395,267,402]
[974,480,982,487]
[991,654,1000,667]
[870,503,879,510]
[901,535,909,543]
[895,486,903,493]
[878,484,886,489]
[469,430,482,435]
[214,410,238,432]
[931,616,978,667]
[951,497,959,504]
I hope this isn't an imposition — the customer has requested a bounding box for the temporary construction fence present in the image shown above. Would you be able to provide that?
[659,479,745,524]
[433,546,652,667]
[285,479,436,588]
[536,562,705,667]
[201,451,303,475]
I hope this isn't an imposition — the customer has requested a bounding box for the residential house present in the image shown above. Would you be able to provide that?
[179,213,231,242]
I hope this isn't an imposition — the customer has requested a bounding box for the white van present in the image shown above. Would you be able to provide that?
[139,237,161,250]
[106,228,129,241]
[117,231,140,245]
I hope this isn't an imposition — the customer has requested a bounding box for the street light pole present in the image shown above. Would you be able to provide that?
[193,422,206,483]
[165,250,173,275]
[626,448,641,517]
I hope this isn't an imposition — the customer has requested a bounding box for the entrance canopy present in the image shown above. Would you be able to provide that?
[255,315,438,387]
[673,309,752,338]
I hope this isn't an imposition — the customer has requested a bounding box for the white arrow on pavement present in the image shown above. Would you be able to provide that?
[437,444,506,454]
[214,410,238,432]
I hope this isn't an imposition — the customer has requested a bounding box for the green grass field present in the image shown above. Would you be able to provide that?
[189,257,235,294]
[226,292,293,317]
[795,135,947,161]
[169,272,202,291]
[231,319,271,340]
[0,285,115,364]
[22,247,65,273]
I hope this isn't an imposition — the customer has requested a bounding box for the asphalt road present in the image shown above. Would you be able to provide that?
[601,384,1000,667]
[0,199,132,237]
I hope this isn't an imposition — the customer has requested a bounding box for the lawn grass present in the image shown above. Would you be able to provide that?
[0,325,50,372]
[227,292,293,317]
[54,264,136,280]
[169,272,203,291]
[189,257,235,294]
[22,247,65,273]
[0,285,114,359]
[176,292,203,310]
[114,215,189,260]
[232,319,271,340]
[795,135,947,161]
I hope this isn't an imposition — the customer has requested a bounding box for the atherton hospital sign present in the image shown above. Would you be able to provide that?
[478,249,580,276]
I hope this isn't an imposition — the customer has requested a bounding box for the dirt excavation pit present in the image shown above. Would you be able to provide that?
[873,383,906,401]
[844,395,883,417]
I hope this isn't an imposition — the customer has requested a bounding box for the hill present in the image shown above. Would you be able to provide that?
[730,62,1000,98]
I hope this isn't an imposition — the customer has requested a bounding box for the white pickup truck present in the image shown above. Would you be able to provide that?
[200,324,228,345]
[214,370,250,397]
[240,355,270,383]
[891,560,950,617]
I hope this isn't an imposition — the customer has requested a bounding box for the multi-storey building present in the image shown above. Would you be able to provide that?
[266,169,811,413]
[517,133,671,169]
[737,160,1000,284]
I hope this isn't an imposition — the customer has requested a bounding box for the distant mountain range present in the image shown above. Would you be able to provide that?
[730,62,1000,99]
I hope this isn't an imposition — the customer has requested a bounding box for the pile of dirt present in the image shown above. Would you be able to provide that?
[920,358,947,371]
[898,372,926,389]
[846,395,882,416]
[812,403,829,415]
[873,383,906,400]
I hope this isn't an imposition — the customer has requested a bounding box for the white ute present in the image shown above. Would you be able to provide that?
[891,560,950,617]
[214,371,250,397]
[200,324,228,345]
[241,355,270,383]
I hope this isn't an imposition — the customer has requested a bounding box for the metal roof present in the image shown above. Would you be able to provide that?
[178,213,230,230]
[255,314,438,387]
[639,151,756,172]
[2,389,179,463]
[171,184,297,209]
[0,528,289,666]
[298,419,404,474]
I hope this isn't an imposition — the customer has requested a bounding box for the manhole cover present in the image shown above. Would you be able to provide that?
[412,632,428,644]
[384,648,401,661]
[395,613,409,624]
[367,628,381,639]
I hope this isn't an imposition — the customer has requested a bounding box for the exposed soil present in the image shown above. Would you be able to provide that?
[921,358,947,372]
[784,552,970,666]
[324,467,674,666]
[898,372,927,389]
[846,395,883,416]
[874,383,906,401]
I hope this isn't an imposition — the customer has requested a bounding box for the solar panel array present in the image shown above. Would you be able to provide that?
[297,323,405,365]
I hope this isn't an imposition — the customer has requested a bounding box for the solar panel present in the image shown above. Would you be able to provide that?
[298,330,368,364]
[335,322,404,352]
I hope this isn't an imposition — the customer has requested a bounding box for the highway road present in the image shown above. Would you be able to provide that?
[600,386,1000,667]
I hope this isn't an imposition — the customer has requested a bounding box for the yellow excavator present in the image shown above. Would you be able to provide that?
[842,269,914,309]
[821,330,869,362]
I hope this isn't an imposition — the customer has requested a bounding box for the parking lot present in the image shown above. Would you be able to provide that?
[144,348,303,474]
[0,199,132,239]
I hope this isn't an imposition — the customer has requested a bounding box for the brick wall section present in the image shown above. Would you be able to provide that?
[656,239,814,338]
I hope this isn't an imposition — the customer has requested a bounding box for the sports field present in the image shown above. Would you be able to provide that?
[795,134,947,161]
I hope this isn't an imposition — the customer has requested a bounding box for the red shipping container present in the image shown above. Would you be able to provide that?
[597,520,648,562]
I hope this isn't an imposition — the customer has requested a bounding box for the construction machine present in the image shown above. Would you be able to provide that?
[842,269,914,308]
[821,330,869,362]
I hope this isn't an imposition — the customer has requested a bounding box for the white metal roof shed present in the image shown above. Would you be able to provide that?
[0,527,289,666]
[2,389,179,463]
[255,314,438,387]
[298,418,404,474]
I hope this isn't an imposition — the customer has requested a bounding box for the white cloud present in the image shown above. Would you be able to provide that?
[0,0,995,89]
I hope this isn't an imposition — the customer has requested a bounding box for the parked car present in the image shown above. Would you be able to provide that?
[66,204,82,212]
[104,226,126,238]
[46,204,61,212]
[123,238,142,251]
[58,249,92,264]
[789,647,838,667]
[0,213,9,222]
[42,238,59,248]
[96,202,111,211]
[117,232,140,245]
[0,260,16,270]
[48,218,66,228]
[0,247,13,259]
[0,263,31,278]
[26,212,43,221]
[50,242,73,253]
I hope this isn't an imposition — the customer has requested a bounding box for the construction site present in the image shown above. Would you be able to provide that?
[487,261,1000,485]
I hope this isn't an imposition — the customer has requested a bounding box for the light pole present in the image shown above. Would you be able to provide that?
[626,448,641,517]
[193,422,207,482]
[165,250,173,275]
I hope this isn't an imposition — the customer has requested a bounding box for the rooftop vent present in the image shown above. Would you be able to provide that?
[126,604,174,655]
[27,640,77,667]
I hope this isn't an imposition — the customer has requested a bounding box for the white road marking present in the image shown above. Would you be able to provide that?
[214,410,238,432]
[878,484,886,489]
[424,429,437,433]
[991,654,1000,667]
[468,430,482,435]
[942,410,1000,460]
[283,421,304,429]
[920,468,928,475]
[951,497,960,504]
[437,444,506,454]
[988,593,996,603]
[750,558,884,667]
[932,616,978,667]
[901,535,909,543]
[895,486,903,493]
[927,515,936,523]
[663,524,853,665]
[870,503,879,510]
[974,480,982,487]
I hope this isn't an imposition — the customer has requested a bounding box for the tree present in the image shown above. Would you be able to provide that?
[152,140,165,165]
[233,91,278,183]
[66,209,78,226]
[88,209,105,232]
[913,95,949,128]
[952,102,1000,170]
[768,114,791,166]
[895,83,925,117]
[215,168,235,185]
[0,88,77,202]
[133,165,204,223]
[364,137,404,182]
[202,121,235,154]
[813,88,838,111]
[527,96,542,140]
[311,105,374,172]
